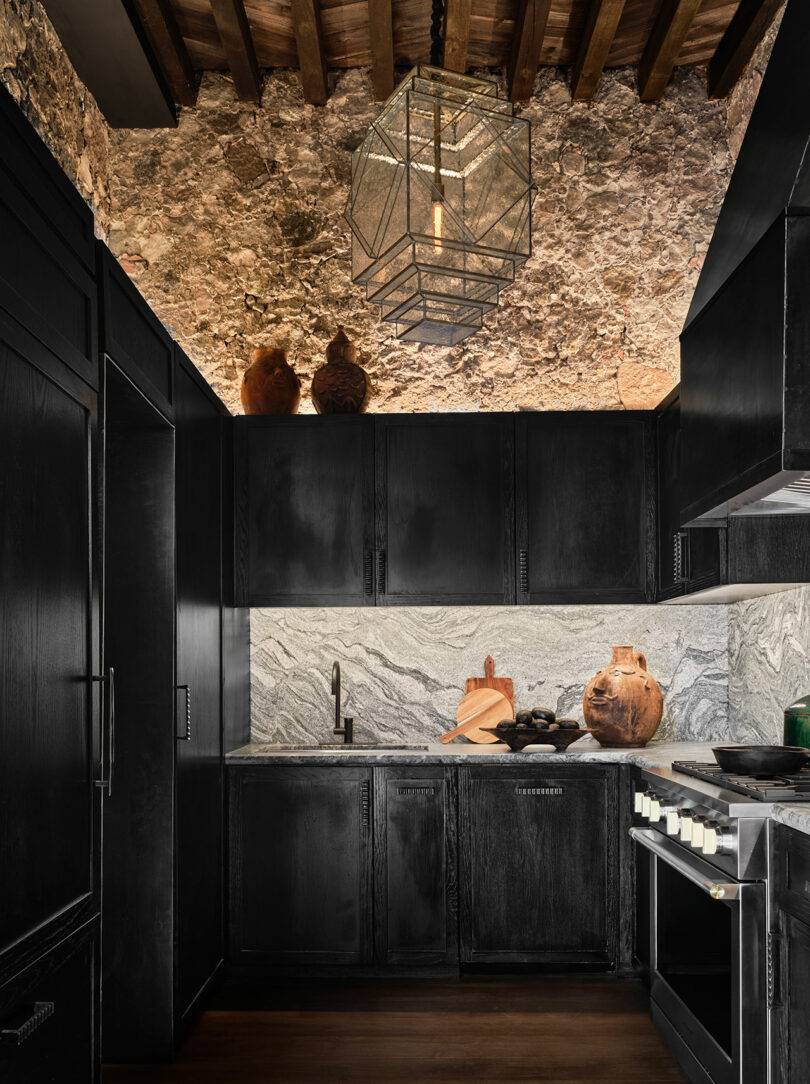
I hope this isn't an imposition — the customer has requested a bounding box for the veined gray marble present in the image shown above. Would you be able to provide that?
[250,605,729,746]
[728,585,810,743]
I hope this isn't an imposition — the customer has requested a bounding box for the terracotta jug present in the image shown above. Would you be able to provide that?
[583,645,663,748]
[241,347,301,415]
[311,326,369,415]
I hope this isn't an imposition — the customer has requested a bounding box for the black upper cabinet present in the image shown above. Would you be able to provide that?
[174,349,225,1026]
[0,311,100,984]
[517,412,654,603]
[0,88,97,390]
[235,415,375,606]
[98,244,174,419]
[376,414,515,605]
[459,765,619,968]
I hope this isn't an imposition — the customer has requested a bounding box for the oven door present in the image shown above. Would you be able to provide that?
[631,828,767,1084]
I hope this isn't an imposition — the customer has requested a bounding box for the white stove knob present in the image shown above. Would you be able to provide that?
[690,816,706,849]
[665,810,680,836]
[634,790,645,814]
[703,822,719,855]
[641,792,654,817]
[649,796,662,822]
[679,811,694,842]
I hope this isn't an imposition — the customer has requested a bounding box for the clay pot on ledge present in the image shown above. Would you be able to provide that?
[583,645,663,748]
[311,326,369,415]
[241,347,301,415]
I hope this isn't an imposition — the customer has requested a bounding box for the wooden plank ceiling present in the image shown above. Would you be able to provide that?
[132,0,783,107]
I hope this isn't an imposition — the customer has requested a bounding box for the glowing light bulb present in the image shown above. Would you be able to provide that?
[433,199,443,251]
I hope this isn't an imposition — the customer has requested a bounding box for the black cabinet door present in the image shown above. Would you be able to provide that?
[229,767,373,965]
[0,311,100,978]
[774,826,810,1082]
[174,354,224,1024]
[516,413,654,603]
[235,416,374,606]
[375,415,515,605]
[374,767,458,967]
[459,766,618,967]
[0,919,99,1084]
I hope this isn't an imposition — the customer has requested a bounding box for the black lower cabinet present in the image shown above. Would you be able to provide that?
[373,767,458,968]
[229,767,374,966]
[0,920,99,1084]
[459,765,619,968]
[773,825,810,1082]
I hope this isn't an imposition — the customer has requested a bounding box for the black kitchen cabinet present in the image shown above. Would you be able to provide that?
[0,920,99,1084]
[772,825,810,1082]
[375,414,515,605]
[0,310,101,985]
[655,387,724,601]
[458,765,619,968]
[174,348,226,1027]
[373,767,458,968]
[516,412,654,603]
[234,415,374,606]
[229,766,374,966]
[98,244,174,419]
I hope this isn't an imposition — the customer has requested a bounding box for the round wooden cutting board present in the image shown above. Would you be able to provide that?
[440,688,512,744]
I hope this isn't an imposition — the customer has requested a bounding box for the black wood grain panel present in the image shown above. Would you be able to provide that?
[373,767,458,967]
[517,413,651,603]
[174,358,224,1022]
[101,362,176,1061]
[375,414,515,605]
[728,516,810,584]
[0,316,98,960]
[459,765,617,967]
[235,416,374,606]
[229,767,373,965]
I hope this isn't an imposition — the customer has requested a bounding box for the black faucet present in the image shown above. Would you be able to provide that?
[332,660,353,744]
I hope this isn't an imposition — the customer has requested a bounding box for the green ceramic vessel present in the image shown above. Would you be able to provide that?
[784,694,810,750]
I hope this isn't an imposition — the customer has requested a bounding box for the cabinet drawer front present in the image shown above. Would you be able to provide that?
[0,180,97,389]
[99,249,173,417]
[0,315,98,962]
[460,766,617,965]
[0,921,98,1083]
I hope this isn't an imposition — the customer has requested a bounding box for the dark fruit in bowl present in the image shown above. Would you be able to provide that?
[547,722,560,731]
[557,718,580,730]
[496,719,513,731]
[532,719,548,730]
[515,709,533,726]
[531,707,556,723]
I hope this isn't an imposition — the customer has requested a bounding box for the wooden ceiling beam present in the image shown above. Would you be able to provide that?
[209,0,261,102]
[708,0,784,100]
[133,0,197,106]
[368,0,394,100]
[508,0,553,102]
[443,0,472,74]
[571,0,627,102]
[290,0,329,104]
[638,0,701,102]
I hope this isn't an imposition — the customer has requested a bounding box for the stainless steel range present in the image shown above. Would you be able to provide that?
[630,764,776,1084]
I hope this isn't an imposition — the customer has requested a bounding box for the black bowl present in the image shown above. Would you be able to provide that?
[481,727,592,752]
[712,745,810,775]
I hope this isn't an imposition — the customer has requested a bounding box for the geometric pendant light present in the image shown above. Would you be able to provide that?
[345,65,535,346]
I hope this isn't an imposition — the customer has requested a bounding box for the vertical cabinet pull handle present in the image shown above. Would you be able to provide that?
[376,551,386,596]
[519,549,528,593]
[0,1001,55,1045]
[673,531,689,584]
[364,551,374,596]
[767,931,782,1009]
[93,666,115,797]
[176,684,192,741]
[360,780,371,828]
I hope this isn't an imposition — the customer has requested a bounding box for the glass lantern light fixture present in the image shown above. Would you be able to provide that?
[344,65,535,346]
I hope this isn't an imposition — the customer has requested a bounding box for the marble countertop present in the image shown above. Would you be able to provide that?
[226,738,810,836]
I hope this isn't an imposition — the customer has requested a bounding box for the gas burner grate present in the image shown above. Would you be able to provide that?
[673,761,810,801]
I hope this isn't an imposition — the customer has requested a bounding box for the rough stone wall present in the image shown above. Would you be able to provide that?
[108,65,740,414]
[0,0,111,235]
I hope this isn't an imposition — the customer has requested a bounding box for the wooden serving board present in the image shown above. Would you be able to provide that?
[440,688,511,744]
[465,655,514,713]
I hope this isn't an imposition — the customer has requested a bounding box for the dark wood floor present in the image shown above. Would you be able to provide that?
[104,977,688,1083]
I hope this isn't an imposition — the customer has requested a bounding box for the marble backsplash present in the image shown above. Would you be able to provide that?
[250,605,729,746]
[728,585,810,742]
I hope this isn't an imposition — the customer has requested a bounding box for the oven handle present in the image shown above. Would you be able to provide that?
[629,827,740,901]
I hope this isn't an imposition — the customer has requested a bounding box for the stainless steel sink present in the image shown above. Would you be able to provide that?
[269,743,430,751]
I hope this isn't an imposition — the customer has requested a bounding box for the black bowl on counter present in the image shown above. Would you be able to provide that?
[712,744,810,775]
[481,726,592,752]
